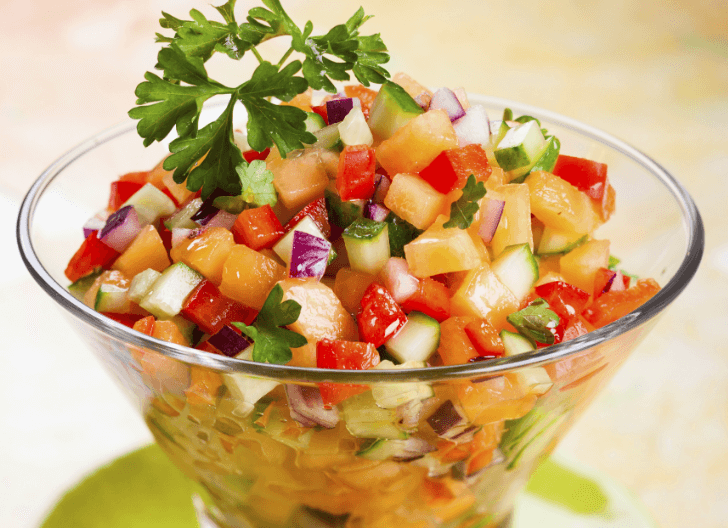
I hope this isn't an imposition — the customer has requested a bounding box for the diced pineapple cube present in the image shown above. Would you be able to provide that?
[376,110,458,176]
[219,245,286,310]
[449,263,520,330]
[268,149,329,211]
[113,225,171,277]
[485,183,533,257]
[384,173,447,230]
[525,171,601,235]
[170,227,235,285]
[404,216,484,277]
[559,239,610,293]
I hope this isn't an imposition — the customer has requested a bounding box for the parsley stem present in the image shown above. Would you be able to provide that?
[277,47,294,69]
[251,47,264,64]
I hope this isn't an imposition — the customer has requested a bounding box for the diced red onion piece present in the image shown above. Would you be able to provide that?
[453,105,491,146]
[171,227,194,248]
[204,210,238,231]
[364,202,390,222]
[477,198,505,243]
[83,210,108,238]
[289,231,332,280]
[396,398,424,432]
[426,400,468,437]
[191,195,220,225]
[605,270,627,293]
[326,97,359,124]
[381,257,419,303]
[285,384,340,429]
[372,174,391,204]
[391,437,437,461]
[430,87,466,122]
[98,205,143,252]
[207,325,251,357]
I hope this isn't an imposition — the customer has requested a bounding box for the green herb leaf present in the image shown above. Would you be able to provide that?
[608,255,621,270]
[507,298,561,345]
[232,284,308,365]
[236,159,277,207]
[443,174,487,229]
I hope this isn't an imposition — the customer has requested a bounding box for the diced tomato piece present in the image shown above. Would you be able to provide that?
[182,279,256,335]
[534,281,590,320]
[401,277,451,322]
[592,267,631,298]
[464,319,504,357]
[101,312,145,328]
[196,339,223,355]
[583,279,661,329]
[118,171,149,185]
[357,282,408,347]
[552,154,608,201]
[336,145,377,201]
[317,339,379,408]
[133,315,156,336]
[232,204,285,250]
[242,148,271,163]
[311,104,328,125]
[108,181,145,211]
[64,231,120,282]
[419,144,492,194]
[560,315,592,342]
[344,84,378,120]
[283,196,331,239]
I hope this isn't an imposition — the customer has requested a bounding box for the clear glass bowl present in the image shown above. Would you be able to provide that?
[17,95,704,528]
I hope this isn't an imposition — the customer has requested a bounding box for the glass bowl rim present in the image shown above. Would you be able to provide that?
[17,94,704,383]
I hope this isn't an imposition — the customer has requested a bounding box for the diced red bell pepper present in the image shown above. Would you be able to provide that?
[232,204,285,250]
[401,277,451,322]
[419,144,492,194]
[283,196,331,239]
[534,281,590,320]
[559,315,592,343]
[583,279,660,329]
[64,230,120,282]
[118,171,150,185]
[464,319,505,357]
[593,267,631,298]
[311,104,328,125]
[357,282,408,347]
[336,145,377,201]
[242,148,271,163]
[100,312,145,328]
[108,181,145,212]
[317,339,380,408]
[181,279,257,335]
[552,154,608,201]
[344,84,378,120]
[196,339,223,355]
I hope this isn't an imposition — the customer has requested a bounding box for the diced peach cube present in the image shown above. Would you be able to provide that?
[376,110,458,176]
[449,263,520,330]
[170,227,235,285]
[113,225,171,277]
[384,173,447,230]
[219,244,286,310]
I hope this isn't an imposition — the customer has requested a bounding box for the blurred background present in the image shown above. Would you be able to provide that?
[1,0,726,526]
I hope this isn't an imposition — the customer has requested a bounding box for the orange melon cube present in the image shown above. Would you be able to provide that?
[525,170,601,235]
[170,227,235,285]
[162,170,195,205]
[392,72,433,100]
[384,173,447,230]
[83,269,131,309]
[404,216,484,277]
[376,110,458,176]
[457,375,536,424]
[113,225,171,277]
[219,244,286,310]
[437,317,480,366]
[449,263,520,330]
[333,267,376,314]
[152,319,191,346]
[484,183,533,257]
[559,239,610,293]
[268,149,329,211]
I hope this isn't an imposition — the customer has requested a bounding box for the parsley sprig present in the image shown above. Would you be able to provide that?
[129,0,390,199]
[443,175,487,229]
[232,284,308,365]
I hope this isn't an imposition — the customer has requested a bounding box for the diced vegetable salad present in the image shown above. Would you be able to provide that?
[66,76,661,527]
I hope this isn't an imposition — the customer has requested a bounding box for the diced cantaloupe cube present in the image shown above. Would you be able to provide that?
[170,227,235,285]
[534,270,567,287]
[437,317,480,366]
[392,72,433,100]
[483,183,533,257]
[113,225,171,277]
[152,319,191,346]
[83,269,131,309]
[278,278,359,344]
[384,173,446,230]
[162,170,195,205]
[219,244,286,310]
[559,239,610,293]
[449,263,520,330]
[404,216,485,277]
[538,255,561,278]
[457,375,537,425]
[333,267,376,314]
[525,170,601,235]
[268,149,329,211]
[376,110,458,176]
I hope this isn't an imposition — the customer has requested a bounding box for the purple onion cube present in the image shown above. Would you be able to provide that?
[364,202,390,222]
[98,205,143,252]
[289,231,332,280]
[207,325,251,357]
[477,198,505,243]
[430,87,466,122]
[326,97,359,124]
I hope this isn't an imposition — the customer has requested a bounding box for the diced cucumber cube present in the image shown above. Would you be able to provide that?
[273,216,328,265]
[223,346,280,418]
[94,283,130,313]
[311,123,342,150]
[490,243,539,302]
[490,120,511,148]
[384,312,440,364]
[367,82,424,140]
[304,111,326,134]
[324,188,364,230]
[164,198,203,230]
[356,437,434,461]
[494,121,546,172]
[371,360,434,408]
[341,391,408,439]
[128,268,162,304]
[508,135,561,184]
[68,270,102,301]
[139,262,203,320]
[122,183,177,225]
[342,218,390,276]
[338,107,373,147]
[500,330,553,395]
[537,226,587,255]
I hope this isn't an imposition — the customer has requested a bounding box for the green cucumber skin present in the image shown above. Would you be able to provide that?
[305,112,326,133]
[384,212,422,258]
[500,329,536,356]
[342,218,387,240]
[537,227,587,255]
[68,270,103,301]
[343,220,390,276]
[509,136,561,184]
[325,188,363,230]
[368,82,424,140]
[384,311,441,363]
[490,243,539,301]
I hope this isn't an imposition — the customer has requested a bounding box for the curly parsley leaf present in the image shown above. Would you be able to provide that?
[507,299,561,346]
[232,284,308,365]
[443,175,487,229]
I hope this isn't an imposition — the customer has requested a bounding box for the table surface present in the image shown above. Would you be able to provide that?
[2,1,727,527]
